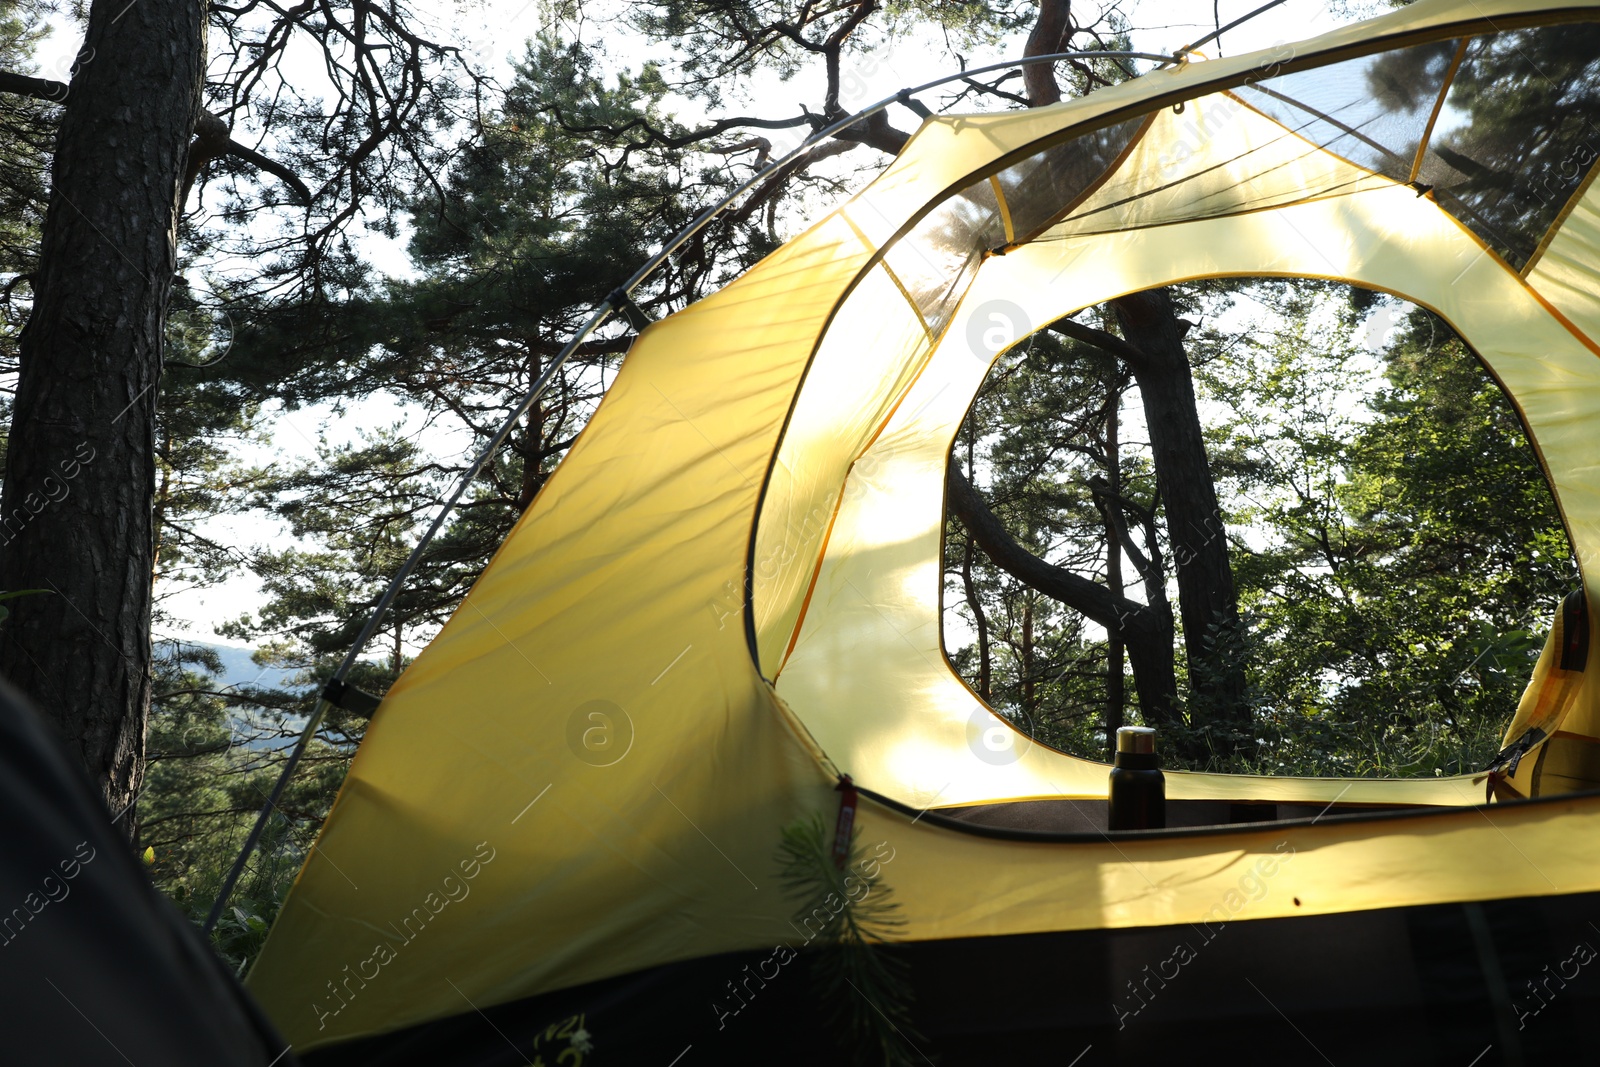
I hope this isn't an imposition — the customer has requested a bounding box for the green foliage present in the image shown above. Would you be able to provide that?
[777,812,922,1067]
[152,371,275,629]
[1393,24,1600,265]
[1166,610,1256,763]
[630,0,1018,100]
[225,428,454,656]
[0,587,48,623]
[1203,293,1575,775]
[141,640,380,971]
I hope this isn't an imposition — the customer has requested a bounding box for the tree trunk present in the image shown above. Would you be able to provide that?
[960,533,992,699]
[947,465,1179,728]
[1121,612,1180,733]
[0,0,204,826]
[959,439,992,698]
[1013,12,1247,755]
[516,350,546,510]
[1103,376,1126,760]
[1021,595,1035,713]
[1022,0,1072,107]
[1112,289,1250,747]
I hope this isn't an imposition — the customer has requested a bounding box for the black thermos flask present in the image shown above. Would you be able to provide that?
[1108,726,1165,830]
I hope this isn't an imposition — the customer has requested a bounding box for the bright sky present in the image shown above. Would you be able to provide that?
[23,0,1397,652]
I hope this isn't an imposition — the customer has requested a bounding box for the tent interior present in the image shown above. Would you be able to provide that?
[234,0,1600,1062]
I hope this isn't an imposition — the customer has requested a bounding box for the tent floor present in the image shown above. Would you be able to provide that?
[303,890,1596,1066]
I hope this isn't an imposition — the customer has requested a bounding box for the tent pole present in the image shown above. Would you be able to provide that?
[1174,0,1291,59]
[200,33,1271,935]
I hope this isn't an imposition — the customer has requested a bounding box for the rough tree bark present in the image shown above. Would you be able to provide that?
[1023,0,1073,106]
[959,429,993,698]
[1112,289,1250,740]
[0,0,204,826]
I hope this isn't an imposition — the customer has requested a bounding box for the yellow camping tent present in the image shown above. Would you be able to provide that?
[247,1,1600,1061]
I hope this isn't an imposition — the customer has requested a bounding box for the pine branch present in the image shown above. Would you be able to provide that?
[777,813,925,1067]
[0,69,67,102]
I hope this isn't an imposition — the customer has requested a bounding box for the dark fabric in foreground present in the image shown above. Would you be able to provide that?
[0,676,296,1065]
[306,889,1600,1066]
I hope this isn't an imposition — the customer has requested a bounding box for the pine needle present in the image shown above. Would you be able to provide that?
[776,812,928,1066]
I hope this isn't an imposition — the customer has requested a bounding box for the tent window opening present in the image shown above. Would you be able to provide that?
[941,281,1579,793]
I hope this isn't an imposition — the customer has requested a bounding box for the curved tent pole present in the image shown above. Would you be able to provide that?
[201,41,1246,935]
[1179,0,1290,59]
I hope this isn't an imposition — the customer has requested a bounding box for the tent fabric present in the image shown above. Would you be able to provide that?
[247,0,1600,1052]
[0,677,296,1066]
[1492,593,1589,797]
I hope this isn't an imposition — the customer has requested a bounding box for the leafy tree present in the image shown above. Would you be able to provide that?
[945,328,1156,757]
[1409,24,1600,267]
[946,286,1255,761]
[1209,294,1577,775]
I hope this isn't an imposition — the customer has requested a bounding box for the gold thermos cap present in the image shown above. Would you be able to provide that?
[1116,726,1156,754]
